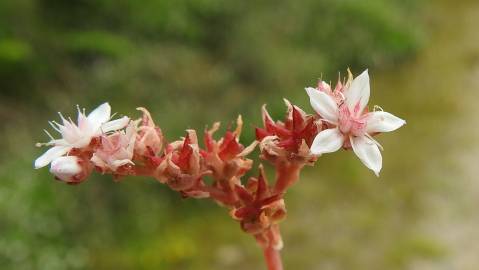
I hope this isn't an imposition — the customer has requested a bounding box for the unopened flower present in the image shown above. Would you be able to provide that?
[50,155,91,184]
[91,122,136,173]
[155,130,209,198]
[315,71,353,104]
[34,103,129,169]
[134,107,163,158]
[306,70,406,176]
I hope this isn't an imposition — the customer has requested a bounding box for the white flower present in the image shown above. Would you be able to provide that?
[306,70,406,176]
[50,156,84,183]
[34,103,130,169]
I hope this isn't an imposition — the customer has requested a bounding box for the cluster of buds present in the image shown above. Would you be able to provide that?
[35,69,405,269]
[149,116,257,201]
[34,103,130,183]
[33,102,279,248]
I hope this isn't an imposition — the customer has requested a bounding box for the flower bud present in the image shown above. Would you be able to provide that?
[135,108,163,158]
[50,156,89,183]
[155,130,210,198]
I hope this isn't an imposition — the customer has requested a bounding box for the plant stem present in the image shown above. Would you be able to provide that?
[274,161,302,194]
[263,246,284,270]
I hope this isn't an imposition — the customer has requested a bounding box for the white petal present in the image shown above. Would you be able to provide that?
[350,136,382,176]
[87,103,111,128]
[101,116,130,133]
[366,111,406,133]
[90,154,106,168]
[77,111,89,130]
[305,87,339,124]
[111,159,134,170]
[345,70,370,115]
[70,136,93,149]
[310,128,344,155]
[34,146,70,169]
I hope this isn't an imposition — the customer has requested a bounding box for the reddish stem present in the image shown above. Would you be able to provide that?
[133,166,155,177]
[273,161,302,194]
[263,246,283,270]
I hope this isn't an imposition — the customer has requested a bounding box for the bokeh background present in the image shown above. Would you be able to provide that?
[1,0,479,269]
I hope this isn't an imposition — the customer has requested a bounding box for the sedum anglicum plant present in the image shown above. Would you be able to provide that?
[34,69,405,270]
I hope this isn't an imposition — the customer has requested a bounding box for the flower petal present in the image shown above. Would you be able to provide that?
[34,145,70,169]
[305,87,338,124]
[101,116,130,133]
[90,154,107,168]
[350,136,382,176]
[111,159,135,170]
[310,128,344,155]
[87,102,111,128]
[366,111,406,133]
[345,69,370,115]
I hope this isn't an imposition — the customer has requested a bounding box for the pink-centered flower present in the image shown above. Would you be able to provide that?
[305,70,406,176]
[91,122,137,173]
[34,103,130,169]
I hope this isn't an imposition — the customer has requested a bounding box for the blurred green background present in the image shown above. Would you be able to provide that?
[1,0,479,269]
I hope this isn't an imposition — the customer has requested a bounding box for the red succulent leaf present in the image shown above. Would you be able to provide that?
[233,206,258,220]
[292,105,305,133]
[277,138,296,152]
[255,127,270,141]
[262,105,275,128]
[258,194,282,208]
[219,131,243,160]
[255,166,268,201]
[177,134,193,170]
[204,130,215,152]
[235,184,255,204]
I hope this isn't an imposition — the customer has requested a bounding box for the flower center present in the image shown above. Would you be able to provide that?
[338,105,367,136]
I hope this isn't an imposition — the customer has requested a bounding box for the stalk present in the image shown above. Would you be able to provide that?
[263,246,283,270]
[274,161,302,195]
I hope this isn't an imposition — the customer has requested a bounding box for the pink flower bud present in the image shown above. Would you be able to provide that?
[50,156,89,184]
[135,108,163,158]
